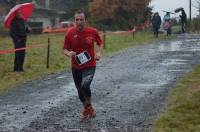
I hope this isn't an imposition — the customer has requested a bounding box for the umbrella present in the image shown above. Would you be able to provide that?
[175,7,183,13]
[161,10,175,14]
[4,2,35,28]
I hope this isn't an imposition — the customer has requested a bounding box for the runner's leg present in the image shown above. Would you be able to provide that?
[72,68,85,103]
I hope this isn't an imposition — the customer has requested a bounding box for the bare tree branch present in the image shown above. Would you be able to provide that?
[195,0,200,4]
[192,3,199,9]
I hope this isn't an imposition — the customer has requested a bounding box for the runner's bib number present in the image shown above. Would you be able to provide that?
[75,51,91,65]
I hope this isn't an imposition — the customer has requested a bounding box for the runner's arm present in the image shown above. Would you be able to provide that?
[63,49,76,57]
[63,32,76,57]
[95,44,103,60]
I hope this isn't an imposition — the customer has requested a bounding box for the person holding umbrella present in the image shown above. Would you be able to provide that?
[10,11,30,72]
[179,8,187,33]
[175,7,187,33]
[180,9,187,33]
[4,3,34,72]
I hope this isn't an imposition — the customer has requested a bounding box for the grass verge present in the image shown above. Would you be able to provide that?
[153,65,200,132]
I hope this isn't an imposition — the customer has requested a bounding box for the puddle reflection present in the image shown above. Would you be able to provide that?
[159,41,182,51]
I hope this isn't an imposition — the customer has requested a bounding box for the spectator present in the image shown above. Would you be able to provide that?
[163,12,172,36]
[180,8,187,33]
[10,11,30,72]
[152,12,161,37]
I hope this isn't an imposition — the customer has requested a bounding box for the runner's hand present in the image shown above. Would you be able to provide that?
[95,52,102,61]
[64,50,76,57]
[68,51,76,57]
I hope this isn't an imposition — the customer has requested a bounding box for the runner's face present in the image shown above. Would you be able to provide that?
[75,13,86,31]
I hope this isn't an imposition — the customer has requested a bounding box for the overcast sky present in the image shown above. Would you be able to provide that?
[149,0,199,18]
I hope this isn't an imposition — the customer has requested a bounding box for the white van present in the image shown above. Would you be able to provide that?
[60,21,74,28]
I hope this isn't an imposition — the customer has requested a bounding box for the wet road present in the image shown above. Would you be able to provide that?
[0,34,200,132]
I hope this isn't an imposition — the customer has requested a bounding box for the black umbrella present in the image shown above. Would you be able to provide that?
[161,10,175,14]
[175,7,183,13]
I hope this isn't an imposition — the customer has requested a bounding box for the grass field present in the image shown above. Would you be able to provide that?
[153,65,200,132]
[0,31,154,91]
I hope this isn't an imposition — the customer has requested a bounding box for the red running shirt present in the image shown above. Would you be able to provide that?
[63,26,103,69]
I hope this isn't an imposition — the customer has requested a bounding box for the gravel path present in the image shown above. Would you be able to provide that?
[0,34,200,132]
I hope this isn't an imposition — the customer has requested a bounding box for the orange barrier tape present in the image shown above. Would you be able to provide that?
[43,27,69,33]
[0,28,136,55]
[0,44,46,55]
[3,27,70,34]
[43,27,136,34]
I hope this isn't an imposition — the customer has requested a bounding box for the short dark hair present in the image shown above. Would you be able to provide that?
[75,9,88,19]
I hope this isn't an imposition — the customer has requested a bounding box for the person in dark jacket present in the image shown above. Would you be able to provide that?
[180,8,187,33]
[10,11,30,72]
[152,12,161,37]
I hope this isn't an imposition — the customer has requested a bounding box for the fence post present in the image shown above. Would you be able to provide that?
[103,29,106,49]
[132,26,135,40]
[46,37,50,68]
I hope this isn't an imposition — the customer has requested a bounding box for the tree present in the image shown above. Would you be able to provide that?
[88,0,152,29]
[193,0,200,17]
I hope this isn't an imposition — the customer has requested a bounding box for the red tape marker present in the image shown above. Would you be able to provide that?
[0,44,46,55]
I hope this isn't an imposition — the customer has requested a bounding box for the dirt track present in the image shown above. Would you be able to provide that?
[0,34,200,132]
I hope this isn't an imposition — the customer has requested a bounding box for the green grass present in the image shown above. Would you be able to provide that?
[153,65,200,132]
[0,31,155,91]
[103,31,153,54]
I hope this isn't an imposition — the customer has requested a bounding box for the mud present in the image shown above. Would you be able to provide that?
[0,34,200,132]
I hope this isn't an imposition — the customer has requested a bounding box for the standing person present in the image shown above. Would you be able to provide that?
[151,12,161,37]
[163,12,172,36]
[10,11,30,72]
[63,10,103,119]
[179,8,187,33]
